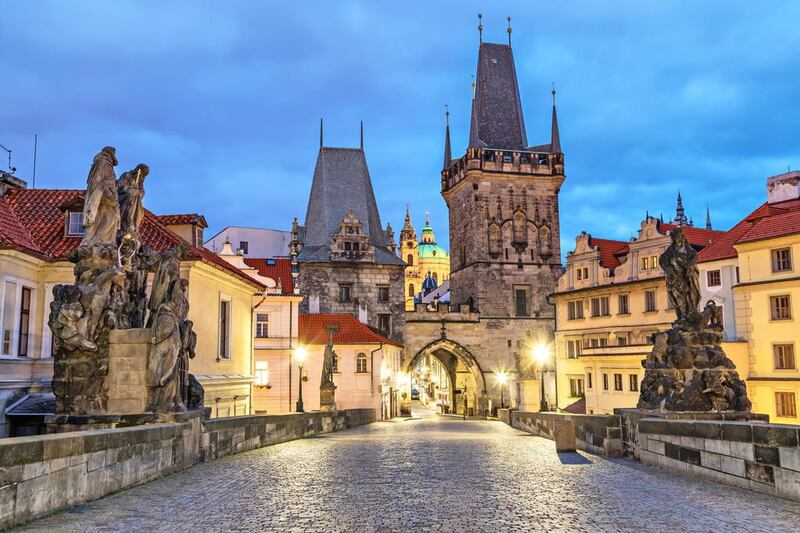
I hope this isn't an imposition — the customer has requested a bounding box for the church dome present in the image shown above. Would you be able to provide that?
[422,272,438,292]
[418,242,449,259]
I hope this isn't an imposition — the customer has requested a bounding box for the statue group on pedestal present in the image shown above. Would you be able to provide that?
[49,146,202,415]
[638,228,751,412]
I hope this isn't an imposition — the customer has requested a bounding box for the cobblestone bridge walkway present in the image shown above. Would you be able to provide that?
[17,411,800,532]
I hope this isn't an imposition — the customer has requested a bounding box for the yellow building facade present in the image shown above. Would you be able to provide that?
[399,208,450,310]
[554,218,722,414]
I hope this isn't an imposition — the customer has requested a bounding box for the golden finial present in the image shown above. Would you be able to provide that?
[507,16,512,46]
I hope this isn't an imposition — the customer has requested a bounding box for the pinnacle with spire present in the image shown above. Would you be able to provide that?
[705,204,712,230]
[443,105,452,170]
[551,84,561,154]
[673,191,690,226]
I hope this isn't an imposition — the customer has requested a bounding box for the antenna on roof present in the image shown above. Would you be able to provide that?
[0,143,17,174]
[477,13,483,43]
[360,121,364,150]
[507,16,512,46]
[32,134,38,189]
[319,118,324,148]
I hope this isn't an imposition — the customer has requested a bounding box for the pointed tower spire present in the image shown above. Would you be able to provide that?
[705,204,712,230]
[319,118,324,148]
[360,121,364,150]
[550,83,561,154]
[674,191,688,226]
[443,105,452,170]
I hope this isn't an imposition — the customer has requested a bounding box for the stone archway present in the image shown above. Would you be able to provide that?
[407,339,487,416]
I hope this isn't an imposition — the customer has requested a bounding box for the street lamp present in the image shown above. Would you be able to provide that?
[495,371,509,409]
[294,346,307,413]
[532,342,551,412]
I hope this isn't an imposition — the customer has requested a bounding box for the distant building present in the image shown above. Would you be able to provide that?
[553,213,723,415]
[698,170,800,423]
[291,136,405,344]
[205,226,292,258]
[399,208,450,310]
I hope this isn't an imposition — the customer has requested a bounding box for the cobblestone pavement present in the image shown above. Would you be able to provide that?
[17,411,800,532]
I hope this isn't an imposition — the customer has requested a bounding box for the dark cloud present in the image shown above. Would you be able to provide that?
[2,1,799,257]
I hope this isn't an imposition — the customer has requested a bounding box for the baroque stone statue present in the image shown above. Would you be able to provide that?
[638,228,751,412]
[321,340,336,388]
[49,146,203,416]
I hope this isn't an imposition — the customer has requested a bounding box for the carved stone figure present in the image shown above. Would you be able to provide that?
[148,302,184,412]
[147,245,182,327]
[118,163,149,238]
[321,340,336,388]
[659,228,701,324]
[186,373,204,410]
[82,147,120,247]
[638,229,750,412]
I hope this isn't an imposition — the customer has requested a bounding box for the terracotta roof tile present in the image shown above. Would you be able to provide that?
[243,257,294,293]
[698,198,800,263]
[157,213,208,228]
[563,397,586,414]
[299,313,401,347]
[588,237,629,269]
[0,188,263,289]
[657,223,725,248]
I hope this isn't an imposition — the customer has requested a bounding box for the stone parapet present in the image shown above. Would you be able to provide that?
[505,410,622,457]
[0,408,375,529]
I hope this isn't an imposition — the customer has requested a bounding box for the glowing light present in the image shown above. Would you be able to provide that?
[255,361,269,387]
[495,371,509,385]
[532,343,551,365]
[294,346,307,366]
[380,366,392,381]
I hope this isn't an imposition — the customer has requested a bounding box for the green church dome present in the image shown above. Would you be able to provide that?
[418,243,449,259]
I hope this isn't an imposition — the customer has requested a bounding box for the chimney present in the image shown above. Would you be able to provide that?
[767,171,800,204]
[0,170,27,197]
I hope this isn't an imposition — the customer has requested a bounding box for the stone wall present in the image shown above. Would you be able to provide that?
[0,408,374,529]
[297,262,405,344]
[639,418,800,502]
[506,410,623,457]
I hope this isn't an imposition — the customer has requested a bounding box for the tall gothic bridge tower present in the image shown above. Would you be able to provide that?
[405,32,564,415]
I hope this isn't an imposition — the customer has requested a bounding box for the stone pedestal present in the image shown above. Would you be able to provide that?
[553,417,577,452]
[320,384,337,411]
[103,328,150,414]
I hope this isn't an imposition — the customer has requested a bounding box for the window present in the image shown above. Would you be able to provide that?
[408,284,415,297]
[407,254,414,266]
[378,314,391,334]
[772,248,792,273]
[591,296,610,317]
[602,373,609,391]
[618,294,629,315]
[67,212,85,236]
[378,286,390,303]
[640,255,658,271]
[219,299,231,359]
[2,281,17,355]
[770,295,792,320]
[566,340,582,358]
[569,378,584,397]
[339,284,352,303]
[17,287,31,356]
[515,288,529,316]
[707,270,721,287]
[238,241,249,255]
[576,267,589,281]
[774,344,796,370]
[617,335,628,346]
[356,352,368,373]
[776,392,797,418]
[629,374,639,392]
[644,290,657,312]
[735,266,740,284]
[614,373,623,391]
[255,313,269,338]
[586,372,593,389]
[567,300,584,320]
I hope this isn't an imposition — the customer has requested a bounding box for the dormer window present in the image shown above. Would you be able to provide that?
[67,212,85,236]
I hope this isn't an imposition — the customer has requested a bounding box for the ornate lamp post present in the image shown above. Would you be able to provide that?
[533,343,551,412]
[495,371,509,409]
[294,346,307,413]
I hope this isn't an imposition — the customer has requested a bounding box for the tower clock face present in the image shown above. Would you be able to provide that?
[407,241,413,247]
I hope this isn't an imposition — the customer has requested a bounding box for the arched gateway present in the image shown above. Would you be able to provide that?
[406,338,487,416]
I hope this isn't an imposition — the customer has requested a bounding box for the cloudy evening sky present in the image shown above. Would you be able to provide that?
[2,1,799,256]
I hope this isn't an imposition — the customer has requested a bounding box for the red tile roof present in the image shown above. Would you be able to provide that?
[657,223,725,248]
[157,213,208,228]
[563,397,586,414]
[0,188,263,289]
[243,257,294,293]
[588,237,629,269]
[698,198,800,263]
[299,313,402,347]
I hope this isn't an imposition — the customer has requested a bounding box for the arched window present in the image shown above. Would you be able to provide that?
[356,353,368,373]
[406,254,414,266]
[488,223,502,256]
[513,210,527,245]
[409,283,415,297]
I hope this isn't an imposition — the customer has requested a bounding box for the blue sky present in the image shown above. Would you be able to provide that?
[2,1,799,257]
